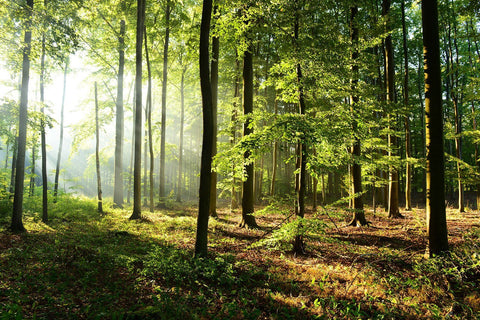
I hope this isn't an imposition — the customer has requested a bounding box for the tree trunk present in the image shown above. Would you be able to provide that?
[9,134,17,195]
[145,26,154,213]
[231,58,240,211]
[270,97,278,196]
[11,0,34,233]
[445,3,464,213]
[422,0,448,257]
[402,0,412,211]
[195,0,213,257]
[177,64,186,203]
[159,0,171,208]
[95,82,103,214]
[113,19,126,209]
[29,132,36,197]
[293,1,307,253]
[54,59,68,203]
[130,0,145,220]
[240,42,258,229]
[209,9,219,218]
[383,0,401,218]
[40,30,48,222]
[348,5,367,227]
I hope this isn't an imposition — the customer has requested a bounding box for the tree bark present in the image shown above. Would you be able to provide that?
[113,19,125,208]
[130,0,145,220]
[270,97,278,196]
[348,5,367,227]
[422,0,449,257]
[383,0,401,219]
[209,8,219,218]
[240,42,258,229]
[95,82,103,214]
[145,26,154,213]
[402,0,412,211]
[159,0,171,208]
[54,59,68,203]
[231,58,240,211]
[195,0,213,257]
[11,0,34,233]
[176,64,186,203]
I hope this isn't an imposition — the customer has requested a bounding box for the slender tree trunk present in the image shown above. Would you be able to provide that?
[177,65,186,203]
[113,19,126,208]
[11,0,34,233]
[402,0,412,211]
[270,97,278,196]
[29,133,36,197]
[348,5,367,227]
[39,22,49,222]
[422,0,448,257]
[195,0,213,257]
[54,59,68,203]
[130,0,145,220]
[9,134,17,195]
[467,21,480,210]
[445,4,464,213]
[209,8,219,218]
[127,93,135,204]
[383,0,401,218]
[231,58,240,211]
[240,42,258,229]
[145,26,154,213]
[94,82,103,214]
[293,1,307,253]
[159,0,171,208]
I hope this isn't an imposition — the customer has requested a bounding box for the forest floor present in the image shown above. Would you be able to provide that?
[1,196,480,319]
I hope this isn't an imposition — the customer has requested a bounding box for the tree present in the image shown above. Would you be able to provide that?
[94,82,103,214]
[40,0,48,223]
[383,0,401,219]
[54,59,68,203]
[113,18,126,209]
[195,0,213,257]
[145,25,154,213]
[240,35,258,229]
[422,0,448,257]
[402,0,412,211]
[130,0,145,220]
[209,4,219,218]
[293,0,307,253]
[348,5,367,227]
[11,0,34,233]
[159,0,171,208]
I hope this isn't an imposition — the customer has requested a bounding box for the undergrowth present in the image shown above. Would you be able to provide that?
[0,194,479,319]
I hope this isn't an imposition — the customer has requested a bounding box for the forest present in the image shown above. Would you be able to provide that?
[1,0,480,318]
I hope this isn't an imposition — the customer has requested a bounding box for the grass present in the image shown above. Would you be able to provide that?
[0,195,480,319]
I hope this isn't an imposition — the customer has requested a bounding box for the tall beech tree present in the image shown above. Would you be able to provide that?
[40,24,48,223]
[422,0,448,257]
[402,0,412,212]
[293,0,307,253]
[195,0,213,257]
[348,5,367,227]
[159,0,171,208]
[130,0,145,220]
[209,4,219,218]
[94,82,103,214]
[113,18,126,208]
[383,0,401,219]
[240,38,258,228]
[54,59,68,203]
[11,0,34,233]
